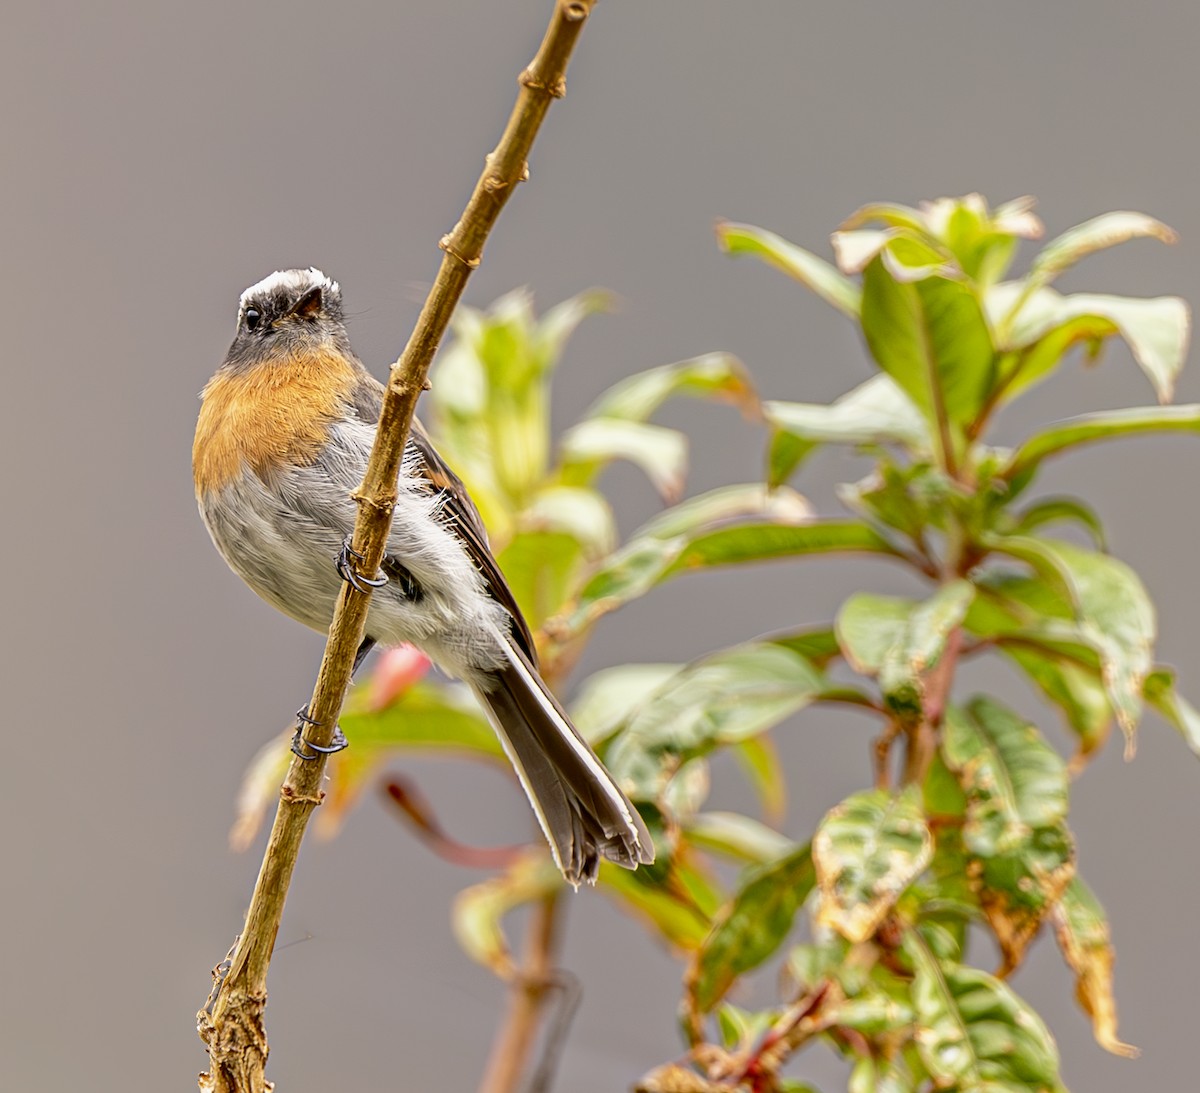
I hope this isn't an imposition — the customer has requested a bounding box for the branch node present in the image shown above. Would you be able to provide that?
[519,67,568,97]
[280,785,325,807]
[438,231,482,268]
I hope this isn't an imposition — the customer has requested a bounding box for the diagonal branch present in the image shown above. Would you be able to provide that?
[197,4,599,1089]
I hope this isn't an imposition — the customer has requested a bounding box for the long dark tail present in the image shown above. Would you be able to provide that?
[472,638,654,886]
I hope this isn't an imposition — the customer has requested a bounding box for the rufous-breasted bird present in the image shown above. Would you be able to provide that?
[193,268,653,885]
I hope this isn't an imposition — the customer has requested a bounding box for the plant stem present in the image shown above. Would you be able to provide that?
[197,5,598,1089]
[902,626,961,786]
[479,892,565,1093]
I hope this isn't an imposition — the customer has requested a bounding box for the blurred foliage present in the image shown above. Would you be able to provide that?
[236,196,1197,1092]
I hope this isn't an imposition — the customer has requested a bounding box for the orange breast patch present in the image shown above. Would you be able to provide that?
[193,348,359,496]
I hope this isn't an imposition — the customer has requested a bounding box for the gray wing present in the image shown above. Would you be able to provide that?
[348,374,538,664]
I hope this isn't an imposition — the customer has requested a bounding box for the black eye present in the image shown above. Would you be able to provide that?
[244,307,262,332]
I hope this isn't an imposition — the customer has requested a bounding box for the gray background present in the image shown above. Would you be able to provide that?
[4,1,1198,1089]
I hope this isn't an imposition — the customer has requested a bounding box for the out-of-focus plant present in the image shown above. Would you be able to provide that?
[235,196,1199,1093]
[629,196,1195,1093]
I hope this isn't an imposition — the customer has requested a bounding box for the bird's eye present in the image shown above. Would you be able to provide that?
[244,307,262,332]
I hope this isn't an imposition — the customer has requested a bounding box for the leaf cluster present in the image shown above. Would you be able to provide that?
[234,196,1196,1093]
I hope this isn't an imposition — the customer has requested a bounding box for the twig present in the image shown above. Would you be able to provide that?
[479,892,566,1093]
[902,627,962,786]
[197,4,599,1089]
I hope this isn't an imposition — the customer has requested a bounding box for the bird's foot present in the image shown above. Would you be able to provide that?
[335,537,388,593]
[290,705,349,761]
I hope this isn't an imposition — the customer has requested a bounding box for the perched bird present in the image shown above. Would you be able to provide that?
[193,268,653,885]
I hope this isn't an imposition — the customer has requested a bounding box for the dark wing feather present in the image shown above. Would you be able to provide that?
[347,371,537,664]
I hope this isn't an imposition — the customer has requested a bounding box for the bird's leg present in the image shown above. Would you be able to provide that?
[290,637,377,760]
[335,536,388,593]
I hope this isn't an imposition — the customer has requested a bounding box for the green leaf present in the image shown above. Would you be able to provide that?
[860,256,995,464]
[559,417,688,501]
[836,583,973,714]
[561,518,893,638]
[635,483,812,541]
[688,843,815,1012]
[583,352,758,423]
[849,1057,916,1093]
[813,786,933,943]
[942,697,1069,855]
[763,373,929,483]
[497,530,584,631]
[340,681,503,760]
[1005,404,1200,481]
[519,486,615,557]
[1001,642,1112,760]
[1029,210,1177,289]
[833,228,893,274]
[989,311,1119,409]
[598,858,716,953]
[682,811,795,864]
[452,853,562,976]
[531,288,612,372]
[1010,495,1107,550]
[1143,666,1200,759]
[569,663,683,745]
[1052,877,1138,1058]
[607,642,827,799]
[991,283,1190,403]
[905,931,1062,1092]
[716,220,861,317]
[992,537,1156,749]
[731,735,788,820]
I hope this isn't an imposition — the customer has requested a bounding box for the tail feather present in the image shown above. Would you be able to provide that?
[472,638,654,886]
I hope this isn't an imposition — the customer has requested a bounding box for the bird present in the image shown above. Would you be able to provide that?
[193,267,654,886]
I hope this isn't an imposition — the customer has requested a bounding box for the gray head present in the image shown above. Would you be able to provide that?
[223,268,352,369]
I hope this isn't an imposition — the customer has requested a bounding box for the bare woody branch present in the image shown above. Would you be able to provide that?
[197,4,599,1089]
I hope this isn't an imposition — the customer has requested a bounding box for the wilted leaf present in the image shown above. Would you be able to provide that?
[607,642,827,799]
[993,537,1156,751]
[688,843,815,1012]
[716,220,861,317]
[559,417,688,501]
[1005,404,1200,482]
[583,352,759,423]
[942,699,1074,969]
[1143,666,1200,759]
[860,256,995,463]
[906,931,1062,1092]
[977,821,1075,972]
[813,786,932,943]
[764,373,929,484]
[1028,211,1177,290]
[452,852,561,977]
[1052,876,1138,1058]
